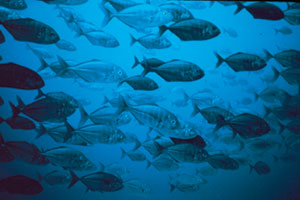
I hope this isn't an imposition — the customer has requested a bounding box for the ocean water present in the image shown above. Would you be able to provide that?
[0,1,300,200]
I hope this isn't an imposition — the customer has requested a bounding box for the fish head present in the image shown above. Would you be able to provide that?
[47,28,60,43]
[209,24,221,37]
[157,9,173,24]
[192,67,205,80]
[110,179,123,191]
[253,58,267,68]
[116,112,132,125]
[114,67,127,81]
[166,115,180,130]
[26,73,45,89]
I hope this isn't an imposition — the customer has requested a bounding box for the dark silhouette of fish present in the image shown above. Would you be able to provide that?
[0,63,44,90]
[0,175,43,195]
[0,0,27,10]
[0,18,59,44]
[0,116,36,130]
[170,135,206,148]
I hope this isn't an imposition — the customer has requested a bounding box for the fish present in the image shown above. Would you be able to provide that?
[278,120,300,135]
[118,76,159,91]
[132,56,165,69]
[169,173,207,192]
[0,175,43,195]
[78,29,119,48]
[37,170,71,186]
[170,135,206,148]
[0,63,44,90]
[254,86,291,104]
[191,104,233,124]
[235,2,284,20]
[0,18,60,44]
[38,0,88,5]
[158,143,209,163]
[0,0,27,10]
[274,26,292,35]
[26,44,54,59]
[0,116,36,130]
[117,96,181,132]
[264,104,300,121]
[146,154,180,171]
[249,161,270,175]
[0,96,3,105]
[159,18,220,41]
[124,179,152,194]
[102,4,174,30]
[264,49,300,68]
[143,137,174,157]
[215,113,271,139]
[41,146,96,171]
[68,170,123,192]
[142,59,205,82]
[55,39,76,51]
[284,7,300,25]
[272,67,300,86]
[215,52,267,72]
[79,105,132,127]
[10,95,77,123]
[245,138,280,152]
[130,34,171,49]
[56,58,127,83]
[121,148,146,161]
[0,29,4,43]
[206,154,239,170]
[223,27,238,38]
[0,133,15,163]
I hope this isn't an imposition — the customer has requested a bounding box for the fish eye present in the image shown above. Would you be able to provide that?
[118,71,123,75]
[171,119,176,125]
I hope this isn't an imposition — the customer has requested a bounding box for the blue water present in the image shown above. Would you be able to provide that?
[0,1,300,200]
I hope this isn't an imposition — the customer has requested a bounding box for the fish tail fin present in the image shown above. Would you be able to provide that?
[38,57,50,72]
[141,56,151,77]
[9,101,20,117]
[132,137,141,152]
[170,184,176,192]
[263,49,273,62]
[131,56,140,69]
[74,26,84,37]
[146,160,151,169]
[213,115,227,133]
[182,91,189,104]
[152,141,164,159]
[35,89,45,100]
[234,2,244,15]
[68,170,80,189]
[271,66,280,82]
[263,105,272,118]
[64,121,74,142]
[102,96,109,104]
[35,124,47,139]
[117,80,125,88]
[214,52,224,68]
[191,102,201,117]
[100,1,114,27]
[129,34,137,46]
[78,106,89,127]
[117,95,129,115]
[254,92,259,101]
[278,121,285,135]
[159,25,168,36]
[120,147,127,159]
[273,155,279,162]
[37,171,43,182]
[249,164,254,174]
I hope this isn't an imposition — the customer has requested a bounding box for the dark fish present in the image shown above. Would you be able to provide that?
[10,95,77,123]
[215,113,270,139]
[279,120,300,135]
[254,86,291,104]
[0,96,3,105]
[206,154,239,170]
[0,0,27,10]
[284,7,300,25]
[0,18,59,44]
[249,161,270,175]
[170,135,206,149]
[215,52,267,72]
[235,2,284,20]
[0,63,44,90]
[0,175,43,195]
[118,76,159,91]
[0,116,36,130]
[142,60,204,82]
[0,29,4,43]
[37,170,71,186]
[264,104,300,121]
[264,49,300,68]
[191,104,233,124]
[0,133,15,163]
[146,155,180,171]
[38,0,88,5]
[68,170,123,192]
[159,18,220,41]
[5,141,49,165]
[132,56,165,69]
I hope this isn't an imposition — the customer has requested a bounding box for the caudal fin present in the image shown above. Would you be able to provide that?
[35,124,47,139]
[278,121,285,135]
[38,57,50,72]
[78,106,89,127]
[263,49,273,62]
[120,147,127,159]
[9,101,20,117]
[271,66,280,82]
[213,115,228,133]
[234,2,245,15]
[263,105,272,118]
[249,164,254,174]
[68,170,80,189]
[214,52,225,68]
[100,1,115,27]
[191,103,201,117]
[35,89,45,100]
[129,34,137,46]
[131,56,140,69]
[159,25,168,36]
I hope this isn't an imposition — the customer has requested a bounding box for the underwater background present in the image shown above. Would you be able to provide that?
[0,0,300,200]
